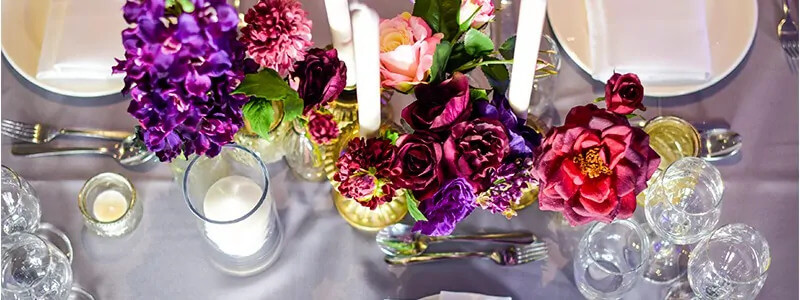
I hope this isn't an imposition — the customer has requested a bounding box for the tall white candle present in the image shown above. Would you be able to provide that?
[325,0,356,87]
[350,4,381,137]
[507,0,547,120]
[203,175,271,257]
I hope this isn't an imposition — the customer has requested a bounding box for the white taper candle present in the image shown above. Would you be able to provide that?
[350,4,381,137]
[507,0,547,120]
[324,0,356,87]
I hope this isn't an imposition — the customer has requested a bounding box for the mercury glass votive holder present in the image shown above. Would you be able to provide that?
[78,173,142,237]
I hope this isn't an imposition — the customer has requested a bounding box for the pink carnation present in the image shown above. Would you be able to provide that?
[240,0,313,77]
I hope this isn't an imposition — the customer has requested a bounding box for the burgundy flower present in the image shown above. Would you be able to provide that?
[401,72,471,133]
[306,110,339,145]
[334,137,400,209]
[443,118,510,192]
[605,73,645,115]
[240,0,312,76]
[393,132,443,200]
[534,104,660,226]
[292,48,347,114]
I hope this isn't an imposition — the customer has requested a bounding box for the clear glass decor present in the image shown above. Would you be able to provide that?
[573,219,650,299]
[687,223,770,300]
[235,100,288,164]
[78,172,142,237]
[182,144,283,276]
[283,119,327,181]
[1,165,40,235]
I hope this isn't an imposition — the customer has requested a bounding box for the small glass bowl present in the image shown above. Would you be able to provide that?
[78,173,141,237]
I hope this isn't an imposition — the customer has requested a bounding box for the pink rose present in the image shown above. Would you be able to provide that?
[379,12,443,93]
[460,0,495,28]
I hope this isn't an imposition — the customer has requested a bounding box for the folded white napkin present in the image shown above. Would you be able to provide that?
[435,291,511,300]
[36,0,127,81]
[585,0,712,85]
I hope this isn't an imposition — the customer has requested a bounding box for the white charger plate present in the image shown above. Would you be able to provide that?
[1,0,124,97]
[547,0,758,97]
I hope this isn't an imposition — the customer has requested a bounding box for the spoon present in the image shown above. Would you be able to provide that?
[376,223,537,257]
[11,135,156,167]
[699,128,742,161]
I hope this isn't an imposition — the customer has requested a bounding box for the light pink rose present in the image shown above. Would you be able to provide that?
[379,12,443,93]
[460,0,495,28]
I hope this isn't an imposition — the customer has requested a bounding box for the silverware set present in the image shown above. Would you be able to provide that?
[778,0,798,72]
[377,224,548,266]
[2,119,155,166]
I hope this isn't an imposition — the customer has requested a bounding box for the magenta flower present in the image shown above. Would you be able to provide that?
[240,0,313,77]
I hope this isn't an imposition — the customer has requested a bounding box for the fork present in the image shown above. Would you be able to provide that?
[384,242,548,266]
[2,119,132,144]
[778,0,798,72]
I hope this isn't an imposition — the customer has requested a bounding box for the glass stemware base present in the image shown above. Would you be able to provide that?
[642,228,691,283]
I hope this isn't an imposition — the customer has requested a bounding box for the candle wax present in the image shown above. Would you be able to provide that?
[203,175,271,257]
[93,190,128,222]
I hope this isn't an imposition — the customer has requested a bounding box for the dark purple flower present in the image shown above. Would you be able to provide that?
[292,48,347,114]
[393,132,443,201]
[474,93,541,158]
[113,0,255,162]
[401,72,472,133]
[412,178,477,236]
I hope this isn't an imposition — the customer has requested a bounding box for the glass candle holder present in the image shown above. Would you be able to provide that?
[643,116,701,170]
[78,172,142,237]
[182,144,284,276]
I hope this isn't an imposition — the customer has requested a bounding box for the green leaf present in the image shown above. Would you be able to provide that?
[469,88,489,102]
[177,0,195,12]
[232,68,297,101]
[464,29,494,57]
[242,99,275,139]
[428,40,452,83]
[594,97,606,103]
[405,191,428,222]
[481,60,510,93]
[444,42,473,73]
[499,35,516,60]
[282,94,303,122]
[412,0,461,40]
[384,129,400,145]
[459,6,482,32]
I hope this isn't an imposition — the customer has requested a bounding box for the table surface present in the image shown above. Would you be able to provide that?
[2,0,798,299]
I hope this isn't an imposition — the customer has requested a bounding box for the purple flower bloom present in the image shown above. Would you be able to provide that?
[477,157,536,218]
[113,0,256,162]
[412,178,477,236]
[474,93,541,158]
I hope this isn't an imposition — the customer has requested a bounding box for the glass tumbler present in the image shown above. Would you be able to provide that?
[573,219,650,299]
[687,224,770,300]
[182,144,284,276]
[1,232,92,300]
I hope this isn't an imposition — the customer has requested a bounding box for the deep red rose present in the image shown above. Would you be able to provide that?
[401,72,472,133]
[605,73,645,115]
[393,132,443,200]
[534,104,660,226]
[292,48,347,114]
[333,137,400,209]
[443,118,510,192]
[306,110,339,145]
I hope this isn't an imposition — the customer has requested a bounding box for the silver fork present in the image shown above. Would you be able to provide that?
[384,242,548,266]
[2,119,132,144]
[778,0,798,72]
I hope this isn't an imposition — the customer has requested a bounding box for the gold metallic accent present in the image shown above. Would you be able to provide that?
[573,147,613,179]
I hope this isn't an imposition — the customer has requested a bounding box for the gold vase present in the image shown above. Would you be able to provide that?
[332,190,408,232]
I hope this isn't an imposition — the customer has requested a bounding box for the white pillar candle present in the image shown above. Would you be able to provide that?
[203,175,271,257]
[507,0,547,120]
[325,0,356,87]
[350,4,381,137]
[93,190,128,222]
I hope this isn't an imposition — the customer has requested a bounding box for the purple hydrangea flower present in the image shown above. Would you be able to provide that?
[412,178,477,236]
[113,0,257,161]
[477,157,536,218]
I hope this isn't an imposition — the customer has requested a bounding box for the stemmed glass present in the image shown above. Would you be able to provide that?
[684,223,770,300]
[642,157,724,284]
[573,219,650,299]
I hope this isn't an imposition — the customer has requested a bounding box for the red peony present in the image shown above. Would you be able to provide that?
[443,118,510,192]
[306,110,339,145]
[534,104,660,226]
[334,137,400,209]
[605,73,645,115]
[393,132,443,201]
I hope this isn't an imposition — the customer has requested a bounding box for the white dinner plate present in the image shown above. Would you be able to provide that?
[1,0,124,97]
[547,0,758,97]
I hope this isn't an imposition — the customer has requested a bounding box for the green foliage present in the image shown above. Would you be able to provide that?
[481,59,510,93]
[469,88,490,102]
[464,29,494,57]
[428,41,453,84]
[233,69,303,124]
[412,0,461,41]
[242,99,275,139]
[405,191,428,222]
[499,35,516,60]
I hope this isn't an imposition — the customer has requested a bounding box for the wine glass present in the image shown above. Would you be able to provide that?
[642,157,724,283]
[573,219,650,299]
[1,232,93,300]
[686,223,770,300]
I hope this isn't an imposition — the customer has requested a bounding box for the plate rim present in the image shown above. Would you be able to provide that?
[547,0,759,98]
